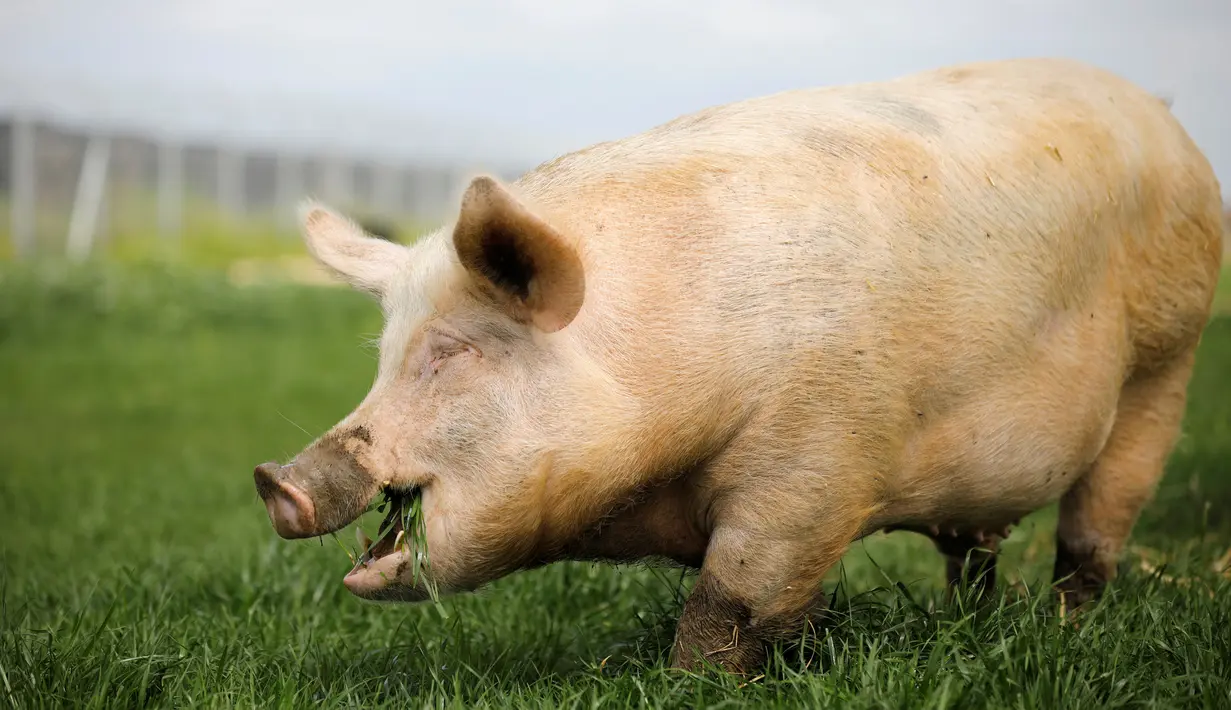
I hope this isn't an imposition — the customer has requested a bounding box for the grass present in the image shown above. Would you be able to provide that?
[1215,261,1231,315]
[1,260,1229,709]
[0,195,435,269]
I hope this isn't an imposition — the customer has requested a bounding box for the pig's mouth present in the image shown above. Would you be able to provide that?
[360,487,419,562]
[342,486,437,601]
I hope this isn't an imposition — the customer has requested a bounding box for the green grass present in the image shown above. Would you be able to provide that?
[1,261,1230,709]
[1215,261,1231,315]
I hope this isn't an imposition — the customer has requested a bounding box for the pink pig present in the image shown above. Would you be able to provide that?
[254,57,1224,673]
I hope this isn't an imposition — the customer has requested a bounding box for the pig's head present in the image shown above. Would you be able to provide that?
[254,174,615,602]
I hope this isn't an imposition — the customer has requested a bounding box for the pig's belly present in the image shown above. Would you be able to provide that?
[877,330,1124,531]
[881,387,1119,531]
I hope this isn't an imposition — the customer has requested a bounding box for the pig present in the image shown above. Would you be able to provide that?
[253,57,1224,674]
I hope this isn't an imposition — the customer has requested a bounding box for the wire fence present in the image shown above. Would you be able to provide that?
[0,113,539,261]
[0,67,550,260]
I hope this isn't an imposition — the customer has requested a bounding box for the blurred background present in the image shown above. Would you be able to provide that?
[1,0,1229,266]
[0,2,1229,705]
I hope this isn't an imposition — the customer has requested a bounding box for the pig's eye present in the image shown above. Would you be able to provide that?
[421,331,477,377]
[428,350,458,373]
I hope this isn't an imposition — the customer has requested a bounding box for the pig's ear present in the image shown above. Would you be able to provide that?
[451,175,585,333]
[297,201,409,298]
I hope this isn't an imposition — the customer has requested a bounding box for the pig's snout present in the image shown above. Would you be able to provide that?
[254,462,317,539]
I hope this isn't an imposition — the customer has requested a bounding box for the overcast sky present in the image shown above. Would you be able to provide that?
[1,0,1228,190]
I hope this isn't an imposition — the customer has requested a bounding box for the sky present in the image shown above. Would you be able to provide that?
[0,0,1229,189]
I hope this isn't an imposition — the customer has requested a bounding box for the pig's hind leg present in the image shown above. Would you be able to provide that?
[931,531,1000,600]
[1052,347,1196,608]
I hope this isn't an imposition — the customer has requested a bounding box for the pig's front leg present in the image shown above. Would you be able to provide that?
[669,569,767,673]
[668,508,866,674]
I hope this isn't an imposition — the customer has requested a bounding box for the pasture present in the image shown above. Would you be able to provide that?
[1,257,1229,708]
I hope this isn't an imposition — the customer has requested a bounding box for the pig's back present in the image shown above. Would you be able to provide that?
[520,57,1221,383]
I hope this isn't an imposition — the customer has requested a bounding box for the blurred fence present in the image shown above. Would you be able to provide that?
[0,113,536,260]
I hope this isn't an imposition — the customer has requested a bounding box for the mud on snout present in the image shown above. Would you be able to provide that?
[252,442,442,602]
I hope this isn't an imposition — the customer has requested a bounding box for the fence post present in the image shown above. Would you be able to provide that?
[9,115,36,258]
[406,169,435,223]
[157,140,183,239]
[373,163,401,217]
[323,156,353,208]
[65,133,112,261]
[275,152,302,230]
[218,147,245,217]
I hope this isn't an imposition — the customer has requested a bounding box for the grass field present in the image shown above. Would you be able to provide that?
[1,260,1230,709]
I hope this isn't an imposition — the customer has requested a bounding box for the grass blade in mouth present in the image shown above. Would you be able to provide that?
[345,487,441,603]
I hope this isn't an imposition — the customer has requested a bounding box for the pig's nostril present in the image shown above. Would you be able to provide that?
[252,461,317,539]
[253,461,283,497]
